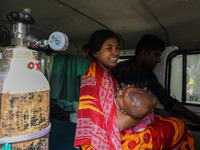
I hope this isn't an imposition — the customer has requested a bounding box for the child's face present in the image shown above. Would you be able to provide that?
[115,87,131,110]
[93,37,120,71]
[116,87,143,109]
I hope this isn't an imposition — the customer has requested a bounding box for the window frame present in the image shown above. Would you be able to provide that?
[165,49,200,106]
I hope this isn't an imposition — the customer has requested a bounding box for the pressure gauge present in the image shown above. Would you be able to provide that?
[48,31,69,51]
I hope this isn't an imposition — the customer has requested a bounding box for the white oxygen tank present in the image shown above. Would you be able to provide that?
[0,8,68,150]
[0,46,50,150]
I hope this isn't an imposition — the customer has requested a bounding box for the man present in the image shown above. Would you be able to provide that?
[112,34,200,126]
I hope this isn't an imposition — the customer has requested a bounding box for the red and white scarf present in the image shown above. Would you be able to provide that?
[74,60,121,150]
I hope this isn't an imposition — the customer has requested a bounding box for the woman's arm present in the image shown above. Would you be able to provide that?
[116,108,142,131]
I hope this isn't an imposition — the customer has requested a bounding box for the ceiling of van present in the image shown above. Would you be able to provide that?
[0,0,200,54]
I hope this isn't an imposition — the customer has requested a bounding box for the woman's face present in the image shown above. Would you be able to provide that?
[93,37,120,71]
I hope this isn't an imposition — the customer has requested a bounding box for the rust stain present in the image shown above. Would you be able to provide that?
[0,91,50,149]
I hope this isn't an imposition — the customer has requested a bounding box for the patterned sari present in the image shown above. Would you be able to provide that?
[74,60,195,150]
[121,115,195,150]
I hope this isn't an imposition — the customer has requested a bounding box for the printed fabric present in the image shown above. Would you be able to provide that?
[74,60,121,150]
[123,111,155,134]
[120,115,195,150]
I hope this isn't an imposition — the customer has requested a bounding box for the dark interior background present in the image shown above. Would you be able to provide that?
[0,0,200,54]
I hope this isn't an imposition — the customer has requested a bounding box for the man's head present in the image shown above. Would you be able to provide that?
[135,34,165,70]
[115,87,153,119]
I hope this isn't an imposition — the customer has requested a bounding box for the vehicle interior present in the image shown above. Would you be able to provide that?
[0,0,200,149]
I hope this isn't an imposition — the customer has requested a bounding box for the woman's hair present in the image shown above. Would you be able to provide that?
[135,34,165,56]
[83,29,120,59]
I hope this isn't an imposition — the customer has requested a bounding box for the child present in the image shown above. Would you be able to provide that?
[115,86,158,132]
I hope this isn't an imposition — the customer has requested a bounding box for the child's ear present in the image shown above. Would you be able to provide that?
[116,90,122,98]
[118,90,122,95]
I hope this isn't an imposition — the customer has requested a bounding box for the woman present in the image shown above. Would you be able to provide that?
[74,29,122,149]
[74,29,195,150]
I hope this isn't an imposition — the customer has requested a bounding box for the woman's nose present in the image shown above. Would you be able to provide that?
[113,48,120,55]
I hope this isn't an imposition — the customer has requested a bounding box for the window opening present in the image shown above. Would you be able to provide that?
[166,50,200,105]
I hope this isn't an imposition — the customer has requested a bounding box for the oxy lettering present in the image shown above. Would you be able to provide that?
[35,62,40,70]
[27,62,34,69]
[27,62,40,70]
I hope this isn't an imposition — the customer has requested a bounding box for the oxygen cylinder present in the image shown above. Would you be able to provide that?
[0,9,50,149]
